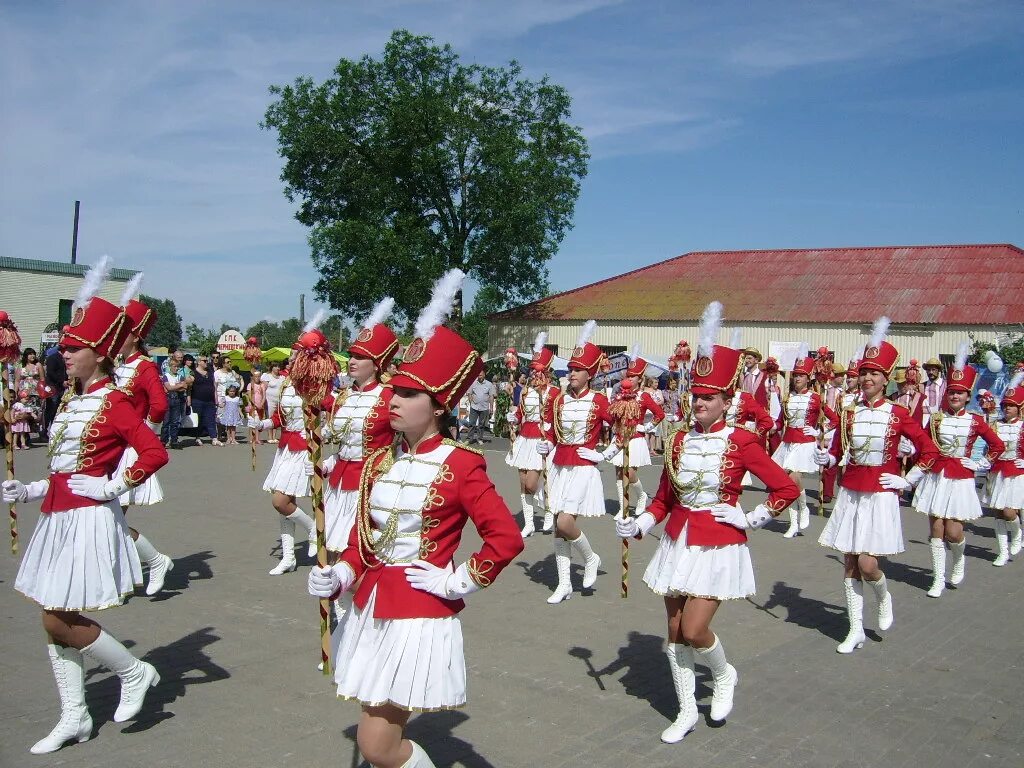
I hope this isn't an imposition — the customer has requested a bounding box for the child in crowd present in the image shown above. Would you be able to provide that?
[11,390,35,449]
[220,384,244,444]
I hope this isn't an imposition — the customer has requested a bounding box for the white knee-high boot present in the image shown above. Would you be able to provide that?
[1008,517,1022,556]
[630,481,648,516]
[799,489,811,529]
[30,644,92,754]
[949,538,966,585]
[783,507,800,538]
[571,532,601,589]
[399,740,437,767]
[287,508,317,557]
[616,479,625,514]
[270,516,297,575]
[81,630,159,722]
[520,493,535,538]
[134,533,174,596]
[866,574,893,631]
[694,635,738,722]
[837,578,866,654]
[994,519,1010,567]
[927,538,946,597]
[660,643,697,743]
[547,538,573,604]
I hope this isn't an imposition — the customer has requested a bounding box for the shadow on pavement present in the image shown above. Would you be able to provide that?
[84,626,230,734]
[147,549,216,603]
[753,580,847,642]
[578,631,683,721]
[342,710,496,768]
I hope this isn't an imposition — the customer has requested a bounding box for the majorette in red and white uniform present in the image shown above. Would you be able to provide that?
[608,351,665,520]
[506,332,560,537]
[983,381,1024,564]
[307,271,523,768]
[322,300,398,553]
[4,269,169,755]
[911,356,1003,595]
[771,355,838,536]
[113,285,176,596]
[537,321,615,604]
[251,331,334,575]
[615,305,799,745]
[819,363,850,503]
[816,325,940,651]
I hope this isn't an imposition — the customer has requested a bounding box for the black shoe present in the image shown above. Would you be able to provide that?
[169,442,182,450]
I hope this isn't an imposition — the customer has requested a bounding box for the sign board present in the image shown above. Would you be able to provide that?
[216,329,246,352]
[593,352,629,389]
[769,341,805,372]
[40,331,60,346]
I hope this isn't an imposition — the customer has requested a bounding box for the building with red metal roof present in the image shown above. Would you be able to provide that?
[488,243,1023,369]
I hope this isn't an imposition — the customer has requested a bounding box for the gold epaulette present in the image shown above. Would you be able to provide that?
[443,437,484,456]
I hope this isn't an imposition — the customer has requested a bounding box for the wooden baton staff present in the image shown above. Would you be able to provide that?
[290,327,340,676]
[0,312,22,555]
[609,379,642,599]
[243,338,263,472]
[620,430,632,598]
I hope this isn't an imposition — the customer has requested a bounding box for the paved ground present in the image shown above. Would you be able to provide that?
[2,435,1023,768]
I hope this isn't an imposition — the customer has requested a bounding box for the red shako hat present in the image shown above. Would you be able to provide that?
[124,299,157,340]
[348,297,399,371]
[387,270,482,410]
[59,257,131,358]
[690,345,742,395]
[857,317,898,377]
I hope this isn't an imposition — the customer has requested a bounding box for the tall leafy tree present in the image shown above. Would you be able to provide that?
[263,29,588,327]
[139,294,183,349]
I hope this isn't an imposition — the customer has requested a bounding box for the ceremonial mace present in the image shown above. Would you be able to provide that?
[0,312,21,554]
[813,347,832,515]
[609,378,642,598]
[289,325,340,675]
[243,337,263,472]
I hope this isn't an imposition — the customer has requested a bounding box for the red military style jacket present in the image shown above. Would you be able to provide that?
[339,434,524,619]
[928,407,1005,480]
[326,382,395,491]
[777,390,839,444]
[543,387,615,466]
[645,420,800,546]
[115,353,168,425]
[515,383,560,439]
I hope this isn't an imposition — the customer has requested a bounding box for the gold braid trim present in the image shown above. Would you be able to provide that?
[467,556,495,588]
[355,443,397,567]
[442,437,483,456]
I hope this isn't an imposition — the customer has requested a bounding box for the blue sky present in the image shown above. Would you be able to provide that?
[2,1,1022,330]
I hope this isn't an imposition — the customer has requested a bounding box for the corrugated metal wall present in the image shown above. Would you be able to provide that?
[489,320,1005,367]
[0,269,130,351]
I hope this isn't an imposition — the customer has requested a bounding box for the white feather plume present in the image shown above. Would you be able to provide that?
[119,272,144,306]
[532,331,548,355]
[73,255,112,312]
[1006,371,1024,391]
[697,301,723,359]
[576,320,597,349]
[729,327,742,349]
[361,296,395,331]
[302,308,327,334]
[414,269,465,341]
[630,342,641,361]
[797,342,809,361]
[953,340,969,372]
[868,316,890,350]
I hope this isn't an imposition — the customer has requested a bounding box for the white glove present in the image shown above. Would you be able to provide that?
[323,454,338,474]
[1016,459,1024,470]
[67,473,129,502]
[1,479,47,503]
[905,466,925,487]
[303,459,315,476]
[802,426,818,438]
[634,423,649,434]
[744,504,775,530]
[710,503,749,530]
[535,440,553,456]
[975,456,991,472]
[667,413,679,423]
[506,412,519,425]
[576,447,603,463]
[897,436,915,457]
[145,419,161,434]
[615,511,656,539]
[813,447,834,467]
[307,562,355,598]
[248,416,273,431]
[960,457,980,472]
[404,560,481,599]
[879,473,911,491]
[601,443,621,460]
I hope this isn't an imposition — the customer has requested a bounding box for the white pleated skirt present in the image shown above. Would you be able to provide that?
[548,464,606,518]
[115,447,164,506]
[643,523,755,600]
[609,436,652,468]
[262,447,310,497]
[333,586,467,711]
[913,473,982,521]
[505,436,546,471]
[772,440,819,474]
[324,485,358,552]
[984,473,1024,510]
[818,487,904,555]
[15,503,142,611]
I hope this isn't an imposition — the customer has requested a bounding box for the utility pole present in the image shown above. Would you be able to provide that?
[70,200,81,264]
[299,294,305,326]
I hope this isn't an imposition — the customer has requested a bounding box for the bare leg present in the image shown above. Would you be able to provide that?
[356,704,414,768]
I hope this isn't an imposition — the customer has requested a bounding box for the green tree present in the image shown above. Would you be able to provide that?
[971,332,1024,372]
[262,29,587,328]
[461,284,508,354]
[184,323,219,355]
[139,294,183,348]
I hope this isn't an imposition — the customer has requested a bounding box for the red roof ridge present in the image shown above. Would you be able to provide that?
[493,242,1022,318]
